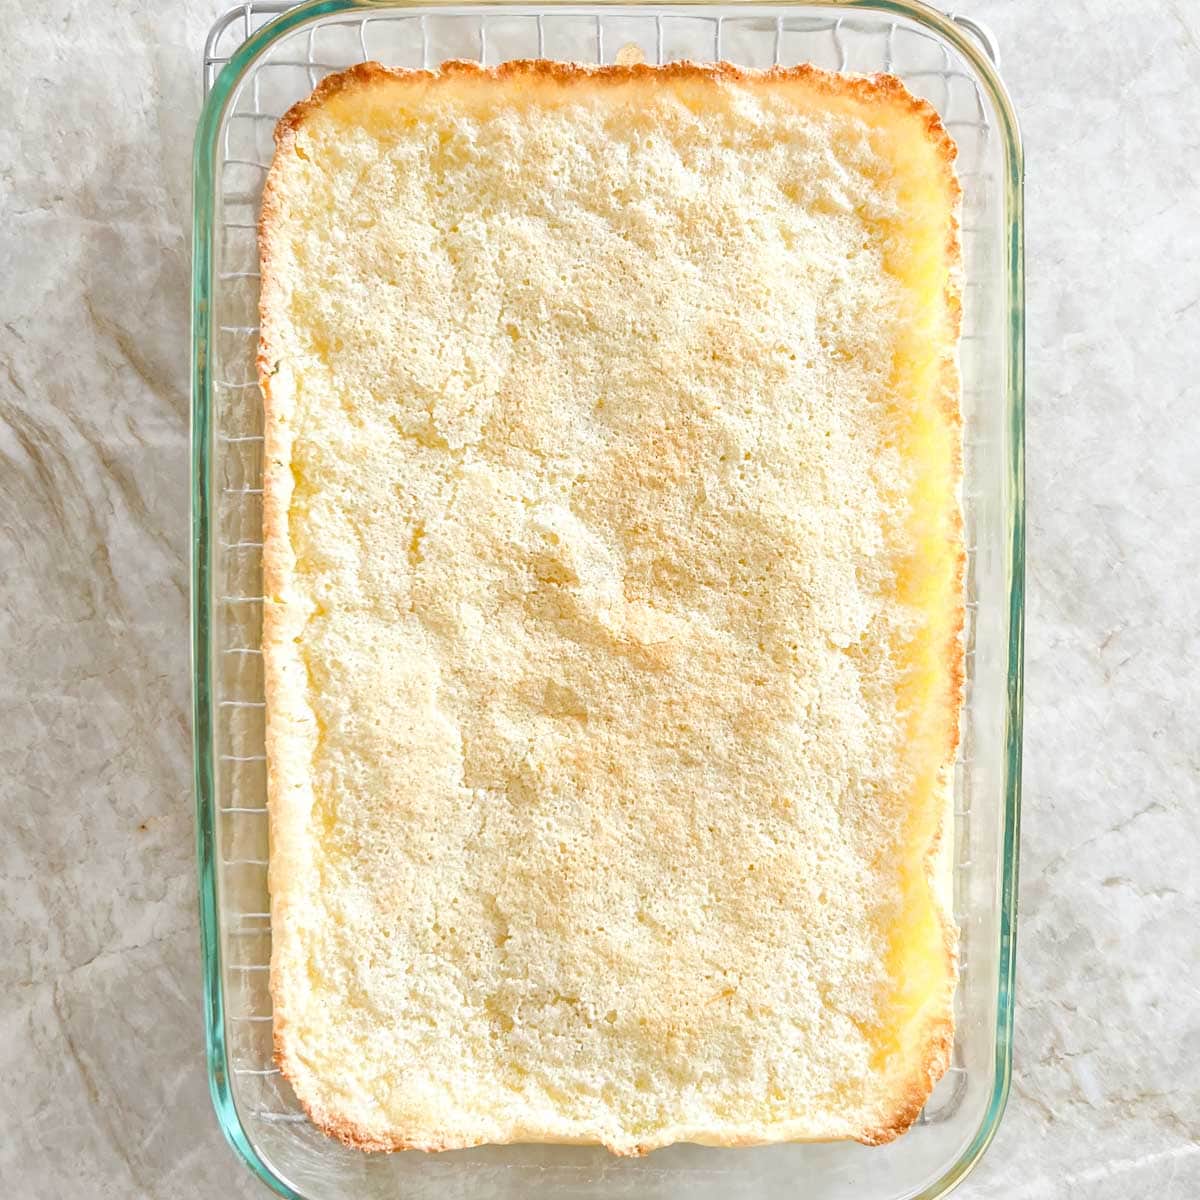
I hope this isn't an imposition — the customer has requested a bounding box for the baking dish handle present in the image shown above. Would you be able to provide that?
[948,12,1000,67]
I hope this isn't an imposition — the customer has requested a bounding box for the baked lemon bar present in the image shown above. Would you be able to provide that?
[258,60,962,1154]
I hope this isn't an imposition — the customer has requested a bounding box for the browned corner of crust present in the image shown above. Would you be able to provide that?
[273,61,433,142]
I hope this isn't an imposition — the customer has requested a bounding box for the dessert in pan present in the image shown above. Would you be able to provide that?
[257,59,962,1155]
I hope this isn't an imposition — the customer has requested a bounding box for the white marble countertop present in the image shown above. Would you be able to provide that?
[2,1,1197,1196]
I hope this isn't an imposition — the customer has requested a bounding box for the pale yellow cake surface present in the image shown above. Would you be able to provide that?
[258,60,962,1155]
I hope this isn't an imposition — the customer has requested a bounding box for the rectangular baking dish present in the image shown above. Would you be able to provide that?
[191,3,1024,1197]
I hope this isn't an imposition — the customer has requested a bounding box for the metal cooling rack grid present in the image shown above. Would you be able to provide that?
[203,1,1000,1131]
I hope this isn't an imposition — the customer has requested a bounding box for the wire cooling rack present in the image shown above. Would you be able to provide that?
[204,3,997,88]
[202,1,1003,1137]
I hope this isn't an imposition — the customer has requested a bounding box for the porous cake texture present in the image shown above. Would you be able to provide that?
[258,59,963,1154]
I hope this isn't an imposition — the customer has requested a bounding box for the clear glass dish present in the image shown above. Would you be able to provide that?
[191,3,1024,1196]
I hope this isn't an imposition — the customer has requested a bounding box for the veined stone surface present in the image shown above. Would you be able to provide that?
[0,1,1197,1196]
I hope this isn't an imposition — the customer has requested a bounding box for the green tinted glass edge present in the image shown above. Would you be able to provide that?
[190,4,1023,1196]
[192,7,317,1193]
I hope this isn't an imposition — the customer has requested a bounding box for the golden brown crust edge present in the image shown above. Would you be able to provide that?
[859,176,965,1148]
[258,105,322,1144]
[258,57,963,1155]
[271,58,959,178]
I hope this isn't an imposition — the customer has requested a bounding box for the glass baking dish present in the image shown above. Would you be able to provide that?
[191,2,1023,1196]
